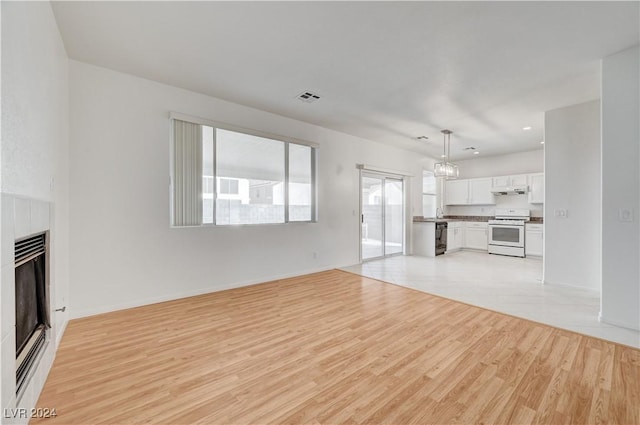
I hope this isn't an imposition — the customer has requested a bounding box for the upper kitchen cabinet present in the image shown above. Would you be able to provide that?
[445,178,495,205]
[445,180,469,205]
[528,173,544,204]
[492,174,529,187]
[468,178,495,205]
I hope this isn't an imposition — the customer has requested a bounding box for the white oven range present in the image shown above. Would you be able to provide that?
[488,208,530,257]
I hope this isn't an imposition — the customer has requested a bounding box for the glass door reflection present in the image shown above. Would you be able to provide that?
[361,174,385,260]
[384,178,404,255]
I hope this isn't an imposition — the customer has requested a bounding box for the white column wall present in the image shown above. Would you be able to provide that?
[544,100,601,291]
[601,46,640,331]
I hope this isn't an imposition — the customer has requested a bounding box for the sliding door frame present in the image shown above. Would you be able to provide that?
[359,168,408,263]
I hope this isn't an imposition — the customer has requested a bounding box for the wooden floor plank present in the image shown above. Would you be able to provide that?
[34,269,639,424]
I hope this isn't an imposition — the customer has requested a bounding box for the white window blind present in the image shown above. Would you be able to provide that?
[172,119,203,226]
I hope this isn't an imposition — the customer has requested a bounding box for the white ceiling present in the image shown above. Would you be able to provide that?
[51,1,639,160]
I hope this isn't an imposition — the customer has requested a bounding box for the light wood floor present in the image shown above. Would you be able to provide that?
[35,270,639,424]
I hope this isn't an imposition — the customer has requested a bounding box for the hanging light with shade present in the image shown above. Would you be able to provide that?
[433,129,459,179]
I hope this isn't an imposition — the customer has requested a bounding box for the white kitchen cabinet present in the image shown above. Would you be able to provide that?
[446,221,464,251]
[445,178,495,205]
[510,174,529,186]
[464,222,488,250]
[445,180,469,205]
[492,174,529,187]
[525,223,543,257]
[413,222,436,257]
[468,178,495,205]
[528,173,545,204]
[492,175,510,187]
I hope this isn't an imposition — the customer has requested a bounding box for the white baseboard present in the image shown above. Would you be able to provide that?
[543,279,600,294]
[55,318,68,347]
[69,265,349,319]
[599,314,640,332]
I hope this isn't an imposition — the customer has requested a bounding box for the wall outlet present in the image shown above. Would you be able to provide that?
[618,208,634,222]
[554,209,568,218]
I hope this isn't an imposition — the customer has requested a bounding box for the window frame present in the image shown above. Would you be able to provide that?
[170,112,318,227]
[422,170,437,219]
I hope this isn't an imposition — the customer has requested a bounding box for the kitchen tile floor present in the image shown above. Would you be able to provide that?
[341,250,640,348]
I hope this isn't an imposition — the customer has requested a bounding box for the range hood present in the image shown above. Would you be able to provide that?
[490,186,529,195]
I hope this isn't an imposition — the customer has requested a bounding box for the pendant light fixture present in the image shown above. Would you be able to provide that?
[434,129,459,179]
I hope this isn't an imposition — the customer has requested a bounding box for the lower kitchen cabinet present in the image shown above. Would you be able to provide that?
[525,223,543,256]
[446,222,465,251]
[464,222,488,250]
[413,222,436,257]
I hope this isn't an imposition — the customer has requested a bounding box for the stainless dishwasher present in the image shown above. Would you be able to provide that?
[435,221,447,255]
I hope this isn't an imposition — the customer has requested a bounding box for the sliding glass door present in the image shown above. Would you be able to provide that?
[384,178,404,255]
[361,172,405,261]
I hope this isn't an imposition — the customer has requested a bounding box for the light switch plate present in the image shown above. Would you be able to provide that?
[619,208,634,222]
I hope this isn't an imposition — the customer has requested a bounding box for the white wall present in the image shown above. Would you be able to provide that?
[68,61,426,318]
[601,46,639,331]
[544,100,601,291]
[0,1,69,420]
[456,150,544,179]
[444,150,544,217]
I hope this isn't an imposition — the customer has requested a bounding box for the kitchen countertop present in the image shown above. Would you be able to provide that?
[413,215,544,223]
[413,215,490,223]
[413,217,446,223]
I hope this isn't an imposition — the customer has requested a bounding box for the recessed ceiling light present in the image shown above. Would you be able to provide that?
[540,141,545,145]
[440,154,446,158]
[523,126,532,131]
[473,151,480,155]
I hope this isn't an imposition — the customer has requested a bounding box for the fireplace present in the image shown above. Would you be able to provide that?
[15,233,50,396]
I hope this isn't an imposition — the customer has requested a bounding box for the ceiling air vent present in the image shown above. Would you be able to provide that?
[296,91,321,103]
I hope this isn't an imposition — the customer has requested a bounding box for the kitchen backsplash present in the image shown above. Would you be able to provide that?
[445,193,543,217]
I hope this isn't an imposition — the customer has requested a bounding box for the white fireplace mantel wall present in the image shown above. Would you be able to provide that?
[0,2,70,422]
[1,197,60,423]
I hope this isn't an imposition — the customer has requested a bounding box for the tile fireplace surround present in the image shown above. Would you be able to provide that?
[1,194,60,425]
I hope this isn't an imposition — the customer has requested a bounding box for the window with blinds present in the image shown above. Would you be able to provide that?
[171,117,317,226]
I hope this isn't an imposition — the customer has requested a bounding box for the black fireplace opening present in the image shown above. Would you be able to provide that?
[15,233,50,395]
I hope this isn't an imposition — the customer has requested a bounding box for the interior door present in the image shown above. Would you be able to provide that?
[361,172,405,261]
